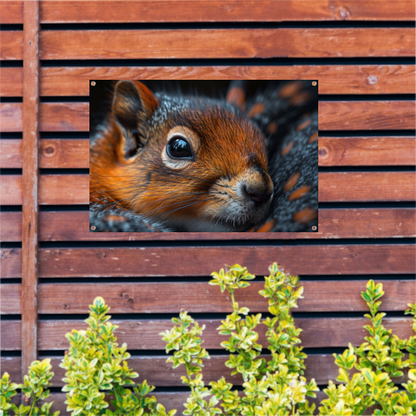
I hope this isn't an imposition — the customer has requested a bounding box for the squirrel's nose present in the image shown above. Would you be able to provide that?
[242,183,272,205]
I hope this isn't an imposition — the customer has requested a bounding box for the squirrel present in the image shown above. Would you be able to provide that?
[90,80,318,233]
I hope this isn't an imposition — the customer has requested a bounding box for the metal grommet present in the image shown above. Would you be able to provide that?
[91,81,96,86]
[312,225,317,231]
[312,81,317,87]
[91,225,96,231]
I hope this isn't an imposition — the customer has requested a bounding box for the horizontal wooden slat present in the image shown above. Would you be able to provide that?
[0,139,89,168]
[0,1,22,24]
[39,103,88,132]
[0,67,22,96]
[320,101,416,130]
[36,246,416,277]
[2,173,414,206]
[13,392,189,415]
[0,103,22,132]
[1,352,408,388]
[0,284,21,314]
[39,29,415,60]
[0,175,89,205]
[2,245,414,278]
[2,209,415,242]
[3,1,415,24]
[3,102,415,132]
[1,321,21,349]
[0,249,21,278]
[319,137,416,166]
[3,137,414,169]
[0,139,22,168]
[0,65,409,96]
[38,139,89,168]
[319,172,416,202]
[37,280,416,314]
[0,31,23,60]
[1,317,412,350]
[1,358,19,381]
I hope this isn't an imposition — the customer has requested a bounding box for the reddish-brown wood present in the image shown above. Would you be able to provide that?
[1,353,408,388]
[35,245,415,277]
[38,139,89,168]
[39,318,414,351]
[0,1,23,24]
[0,212,22,242]
[37,174,89,204]
[36,65,416,95]
[0,31,23,60]
[0,103,22,132]
[39,102,88,132]
[1,139,89,169]
[39,28,415,60]
[21,0,40,381]
[4,0,416,23]
[0,357,21,381]
[319,172,416,202]
[0,139,22,168]
[1,320,21,350]
[3,137,414,169]
[320,101,416,130]
[1,208,415,242]
[0,249,21,278]
[319,137,416,166]
[0,175,22,204]
[0,67,23,96]
[2,173,415,206]
[34,280,415,314]
[0,284,21,314]
[11,392,191,415]
[3,102,415,132]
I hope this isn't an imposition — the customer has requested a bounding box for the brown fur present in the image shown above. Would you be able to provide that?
[90,81,273,231]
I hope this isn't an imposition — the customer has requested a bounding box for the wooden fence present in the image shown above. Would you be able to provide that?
[1,1,415,413]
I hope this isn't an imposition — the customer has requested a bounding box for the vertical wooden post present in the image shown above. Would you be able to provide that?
[21,0,40,380]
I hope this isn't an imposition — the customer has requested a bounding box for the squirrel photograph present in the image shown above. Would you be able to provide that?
[90,80,318,233]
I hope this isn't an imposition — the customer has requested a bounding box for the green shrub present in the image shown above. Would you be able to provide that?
[1,263,415,416]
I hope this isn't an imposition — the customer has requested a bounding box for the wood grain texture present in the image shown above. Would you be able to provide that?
[0,67,23,96]
[1,209,415,242]
[2,317,412,350]
[21,0,40,378]
[1,353,408,388]
[3,137,414,169]
[319,172,416,202]
[39,28,415,60]
[3,102,415,132]
[38,139,89,168]
[0,175,89,205]
[35,280,415,314]
[4,0,416,23]
[0,284,21,314]
[2,173,415,206]
[319,137,416,166]
[0,31,23,60]
[36,65,416,96]
[10,392,189,415]
[35,245,416,277]
[0,249,21,278]
[1,321,21,350]
[0,1,23,24]
[0,139,22,168]
[0,139,89,168]
[320,101,416,130]
[0,103,22,132]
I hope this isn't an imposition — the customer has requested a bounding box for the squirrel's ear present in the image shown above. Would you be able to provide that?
[112,81,158,158]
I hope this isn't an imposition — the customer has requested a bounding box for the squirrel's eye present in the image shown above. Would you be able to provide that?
[166,136,193,159]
